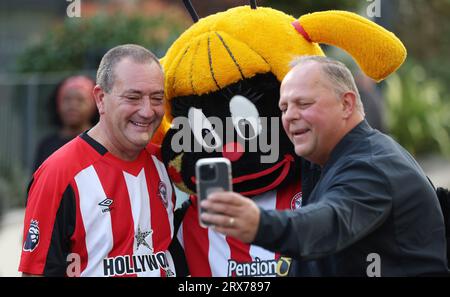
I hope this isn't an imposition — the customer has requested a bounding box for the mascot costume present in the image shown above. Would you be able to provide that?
[155,0,406,276]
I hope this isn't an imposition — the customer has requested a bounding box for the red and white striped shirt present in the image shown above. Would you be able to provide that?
[19,133,176,277]
[178,180,302,277]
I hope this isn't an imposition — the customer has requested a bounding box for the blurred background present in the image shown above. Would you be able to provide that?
[0,0,449,276]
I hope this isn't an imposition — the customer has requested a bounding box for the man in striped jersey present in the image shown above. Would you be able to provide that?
[19,44,180,277]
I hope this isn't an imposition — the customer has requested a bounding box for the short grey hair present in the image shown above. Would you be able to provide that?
[96,44,161,93]
[291,56,364,115]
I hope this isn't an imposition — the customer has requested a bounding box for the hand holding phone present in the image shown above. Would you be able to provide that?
[195,158,232,228]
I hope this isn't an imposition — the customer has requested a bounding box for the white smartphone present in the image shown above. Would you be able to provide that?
[195,157,232,228]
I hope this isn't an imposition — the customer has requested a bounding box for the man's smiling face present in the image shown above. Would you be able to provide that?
[280,61,345,166]
[100,58,165,153]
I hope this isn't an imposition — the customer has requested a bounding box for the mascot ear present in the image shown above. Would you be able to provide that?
[297,11,406,82]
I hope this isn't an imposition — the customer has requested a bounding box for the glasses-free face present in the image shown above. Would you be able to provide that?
[279,62,346,166]
[98,58,165,157]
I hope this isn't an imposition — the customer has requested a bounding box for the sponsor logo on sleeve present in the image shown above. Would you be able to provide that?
[23,219,40,252]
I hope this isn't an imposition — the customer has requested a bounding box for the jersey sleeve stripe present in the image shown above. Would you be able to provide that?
[43,184,77,276]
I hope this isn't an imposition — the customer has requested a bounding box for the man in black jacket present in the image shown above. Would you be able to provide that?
[200,56,449,276]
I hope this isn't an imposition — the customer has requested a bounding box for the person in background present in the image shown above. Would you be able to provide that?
[33,75,98,171]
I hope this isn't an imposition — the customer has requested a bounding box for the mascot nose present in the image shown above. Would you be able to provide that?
[222,142,244,162]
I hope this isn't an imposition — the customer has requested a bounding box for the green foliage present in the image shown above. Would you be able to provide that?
[385,61,450,158]
[17,13,188,72]
[394,0,450,100]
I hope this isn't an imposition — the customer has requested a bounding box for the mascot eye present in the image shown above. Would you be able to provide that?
[202,128,217,146]
[188,107,222,149]
[237,119,256,139]
[229,95,262,140]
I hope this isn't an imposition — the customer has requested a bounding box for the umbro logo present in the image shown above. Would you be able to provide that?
[99,198,114,213]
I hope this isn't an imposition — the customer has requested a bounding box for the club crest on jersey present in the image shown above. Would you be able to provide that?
[23,219,40,252]
[158,181,168,208]
[290,192,303,210]
[98,198,114,213]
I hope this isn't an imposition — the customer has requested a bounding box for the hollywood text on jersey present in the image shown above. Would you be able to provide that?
[103,251,172,277]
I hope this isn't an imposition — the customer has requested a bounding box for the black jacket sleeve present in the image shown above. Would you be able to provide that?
[253,159,392,260]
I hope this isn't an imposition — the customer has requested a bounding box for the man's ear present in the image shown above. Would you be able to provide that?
[93,85,105,114]
[341,91,357,119]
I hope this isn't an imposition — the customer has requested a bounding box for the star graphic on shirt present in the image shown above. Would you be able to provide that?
[135,227,153,252]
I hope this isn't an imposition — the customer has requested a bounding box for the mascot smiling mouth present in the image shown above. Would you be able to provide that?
[190,154,294,196]
[167,149,297,197]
